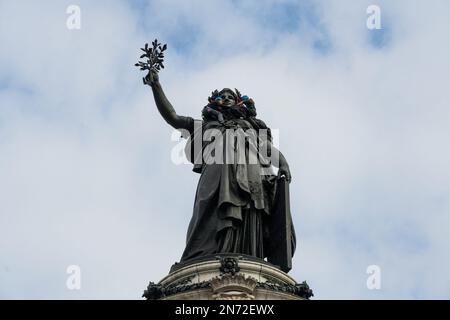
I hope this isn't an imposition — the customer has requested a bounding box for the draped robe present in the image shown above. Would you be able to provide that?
[180,117,295,264]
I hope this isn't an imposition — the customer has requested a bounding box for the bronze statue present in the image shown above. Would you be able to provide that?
[136,40,296,272]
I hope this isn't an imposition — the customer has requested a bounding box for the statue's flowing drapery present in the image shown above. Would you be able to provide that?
[180,118,295,263]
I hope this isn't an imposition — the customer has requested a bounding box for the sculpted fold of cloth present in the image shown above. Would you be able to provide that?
[145,69,296,272]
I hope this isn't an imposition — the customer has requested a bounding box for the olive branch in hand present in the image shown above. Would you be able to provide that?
[135,39,167,85]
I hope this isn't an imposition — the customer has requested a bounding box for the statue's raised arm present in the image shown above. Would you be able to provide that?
[145,69,193,132]
[136,40,193,132]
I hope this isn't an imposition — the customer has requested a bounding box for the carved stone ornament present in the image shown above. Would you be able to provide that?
[218,256,241,275]
[211,274,258,300]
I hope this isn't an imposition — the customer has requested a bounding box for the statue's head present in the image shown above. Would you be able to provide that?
[208,88,239,107]
[206,88,256,116]
[218,88,237,107]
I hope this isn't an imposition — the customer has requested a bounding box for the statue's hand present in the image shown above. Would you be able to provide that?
[143,69,159,87]
[278,163,292,183]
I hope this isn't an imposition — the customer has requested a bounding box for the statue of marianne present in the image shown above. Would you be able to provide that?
[143,64,296,272]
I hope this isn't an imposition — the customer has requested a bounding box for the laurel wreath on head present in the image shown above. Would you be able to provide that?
[208,88,254,108]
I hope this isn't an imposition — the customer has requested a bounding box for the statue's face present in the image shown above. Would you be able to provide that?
[220,91,236,107]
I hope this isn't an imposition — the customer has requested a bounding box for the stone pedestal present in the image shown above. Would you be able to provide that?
[143,255,313,300]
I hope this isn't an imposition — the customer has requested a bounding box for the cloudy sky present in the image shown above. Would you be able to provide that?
[1,0,449,299]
